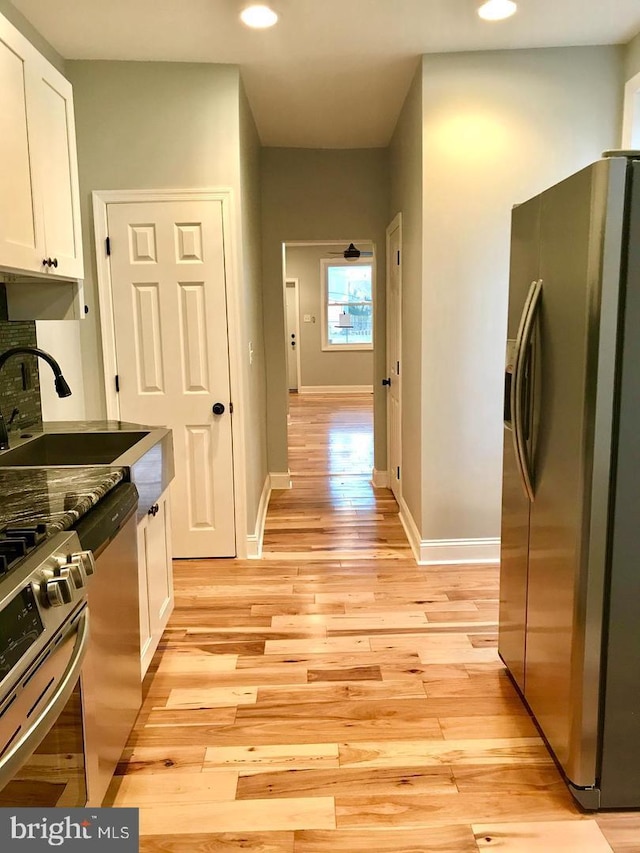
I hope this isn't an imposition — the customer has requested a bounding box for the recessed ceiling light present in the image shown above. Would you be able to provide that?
[478,0,517,21]
[240,4,279,29]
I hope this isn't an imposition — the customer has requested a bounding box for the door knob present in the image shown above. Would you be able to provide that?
[212,402,225,415]
[382,378,391,386]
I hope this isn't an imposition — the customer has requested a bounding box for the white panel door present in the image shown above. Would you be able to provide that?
[107,200,236,557]
[285,280,300,390]
[386,219,402,502]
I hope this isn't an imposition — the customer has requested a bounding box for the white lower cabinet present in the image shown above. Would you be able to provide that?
[137,488,174,678]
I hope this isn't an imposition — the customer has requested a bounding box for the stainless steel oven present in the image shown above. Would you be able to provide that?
[0,530,94,807]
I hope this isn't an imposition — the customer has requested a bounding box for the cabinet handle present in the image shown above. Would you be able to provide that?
[51,258,58,268]
[148,503,159,517]
[42,258,58,268]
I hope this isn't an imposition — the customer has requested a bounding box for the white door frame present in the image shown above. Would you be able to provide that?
[284,277,302,391]
[384,212,403,498]
[92,188,249,558]
[622,71,640,148]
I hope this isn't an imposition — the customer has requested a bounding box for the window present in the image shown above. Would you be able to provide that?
[321,259,373,351]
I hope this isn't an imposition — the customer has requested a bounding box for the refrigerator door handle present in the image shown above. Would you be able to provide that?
[512,278,542,501]
[509,279,538,489]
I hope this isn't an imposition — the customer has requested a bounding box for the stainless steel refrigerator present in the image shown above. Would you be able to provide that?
[500,152,640,809]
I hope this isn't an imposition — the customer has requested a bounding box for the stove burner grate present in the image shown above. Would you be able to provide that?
[0,524,48,576]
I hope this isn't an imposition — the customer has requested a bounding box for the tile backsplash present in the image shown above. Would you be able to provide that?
[0,286,42,435]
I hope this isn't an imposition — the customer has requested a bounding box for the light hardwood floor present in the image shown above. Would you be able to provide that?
[109,394,640,852]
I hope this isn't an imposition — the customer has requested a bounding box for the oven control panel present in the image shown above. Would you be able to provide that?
[0,586,43,683]
[0,531,92,697]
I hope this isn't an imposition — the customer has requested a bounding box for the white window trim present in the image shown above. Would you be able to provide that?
[320,257,374,352]
[622,71,640,148]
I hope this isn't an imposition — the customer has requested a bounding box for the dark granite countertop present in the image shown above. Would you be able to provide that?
[0,419,173,526]
[0,467,126,535]
[47,422,171,517]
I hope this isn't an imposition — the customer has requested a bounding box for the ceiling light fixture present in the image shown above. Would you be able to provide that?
[240,4,279,28]
[477,0,517,21]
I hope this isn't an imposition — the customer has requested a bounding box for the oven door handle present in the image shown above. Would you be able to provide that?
[0,610,90,792]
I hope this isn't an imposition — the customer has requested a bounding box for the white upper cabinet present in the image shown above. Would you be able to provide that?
[0,14,83,280]
[0,24,43,272]
[32,58,83,279]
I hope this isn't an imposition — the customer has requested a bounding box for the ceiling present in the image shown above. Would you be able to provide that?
[12,0,640,148]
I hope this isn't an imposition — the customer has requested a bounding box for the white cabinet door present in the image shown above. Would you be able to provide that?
[32,56,83,279]
[146,491,173,648]
[137,515,152,673]
[0,12,83,280]
[139,488,174,678]
[0,18,43,272]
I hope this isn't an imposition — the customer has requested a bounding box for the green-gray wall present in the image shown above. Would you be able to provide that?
[67,60,267,536]
[285,246,374,389]
[239,80,269,531]
[261,148,389,476]
[418,46,623,546]
[67,60,241,418]
[389,65,423,529]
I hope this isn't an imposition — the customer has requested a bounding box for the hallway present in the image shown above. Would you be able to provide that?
[112,395,638,852]
[264,393,408,559]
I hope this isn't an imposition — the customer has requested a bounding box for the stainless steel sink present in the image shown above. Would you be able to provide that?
[0,431,150,466]
[0,425,174,520]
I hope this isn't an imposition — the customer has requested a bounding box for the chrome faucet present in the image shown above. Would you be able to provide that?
[0,347,72,451]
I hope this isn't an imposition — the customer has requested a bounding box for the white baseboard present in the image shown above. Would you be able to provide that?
[398,496,500,566]
[371,468,389,488]
[246,475,272,559]
[298,385,373,395]
[269,471,292,490]
[398,495,422,561]
[418,538,500,566]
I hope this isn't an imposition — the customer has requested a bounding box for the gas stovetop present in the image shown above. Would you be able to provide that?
[0,524,48,578]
